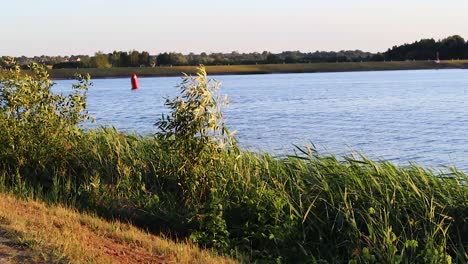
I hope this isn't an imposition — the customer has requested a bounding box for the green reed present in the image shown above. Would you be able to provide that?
[0,63,466,263]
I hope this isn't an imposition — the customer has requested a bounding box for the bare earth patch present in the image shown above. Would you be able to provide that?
[0,228,50,264]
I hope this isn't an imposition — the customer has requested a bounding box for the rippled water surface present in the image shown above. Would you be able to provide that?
[55,69,468,170]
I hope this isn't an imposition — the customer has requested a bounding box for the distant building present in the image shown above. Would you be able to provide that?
[69,56,82,62]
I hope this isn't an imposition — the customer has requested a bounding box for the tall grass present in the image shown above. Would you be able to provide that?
[0,63,466,263]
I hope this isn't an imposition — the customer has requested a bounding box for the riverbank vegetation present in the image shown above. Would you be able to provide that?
[0,64,466,263]
[45,60,468,79]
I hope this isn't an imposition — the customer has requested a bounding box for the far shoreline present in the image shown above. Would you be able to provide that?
[47,60,468,80]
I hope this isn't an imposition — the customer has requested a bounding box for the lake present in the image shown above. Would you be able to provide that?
[54,69,468,171]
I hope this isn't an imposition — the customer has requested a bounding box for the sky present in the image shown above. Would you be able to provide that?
[2,0,468,56]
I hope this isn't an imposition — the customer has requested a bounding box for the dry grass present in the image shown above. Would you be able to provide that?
[0,193,236,264]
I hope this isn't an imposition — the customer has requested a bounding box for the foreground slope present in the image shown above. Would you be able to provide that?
[0,193,235,264]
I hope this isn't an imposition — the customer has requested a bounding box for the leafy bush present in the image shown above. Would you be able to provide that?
[0,62,91,187]
[156,66,235,150]
[155,66,236,250]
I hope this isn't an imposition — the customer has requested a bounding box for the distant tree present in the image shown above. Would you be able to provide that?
[129,50,140,67]
[109,51,121,67]
[52,61,87,69]
[384,35,468,61]
[119,52,131,67]
[156,53,171,66]
[169,53,188,66]
[370,53,385,61]
[284,55,299,63]
[464,41,468,58]
[211,53,227,65]
[157,53,188,66]
[199,53,214,65]
[139,51,150,66]
[439,35,465,59]
[266,53,282,64]
[186,52,198,65]
[90,52,111,68]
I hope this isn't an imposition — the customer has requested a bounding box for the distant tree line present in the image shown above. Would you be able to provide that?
[1,50,377,69]
[49,50,376,69]
[0,51,154,69]
[51,51,153,69]
[155,50,379,66]
[384,35,468,61]
[2,35,467,69]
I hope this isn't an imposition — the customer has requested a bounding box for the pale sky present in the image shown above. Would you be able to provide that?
[2,0,468,56]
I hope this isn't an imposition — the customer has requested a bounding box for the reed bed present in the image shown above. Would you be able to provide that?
[0,63,466,263]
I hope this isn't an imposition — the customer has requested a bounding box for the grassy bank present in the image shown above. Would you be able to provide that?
[0,193,235,264]
[0,64,467,263]
[48,60,468,79]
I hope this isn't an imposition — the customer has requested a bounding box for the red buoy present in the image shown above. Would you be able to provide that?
[131,74,139,90]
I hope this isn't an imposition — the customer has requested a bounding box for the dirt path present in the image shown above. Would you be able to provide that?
[0,228,46,264]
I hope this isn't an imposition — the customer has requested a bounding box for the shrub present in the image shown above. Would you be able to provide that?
[0,62,91,187]
[155,66,236,250]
